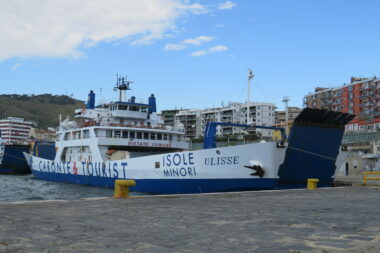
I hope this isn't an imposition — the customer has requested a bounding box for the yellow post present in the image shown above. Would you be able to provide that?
[307,178,319,190]
[114,180,136,198]
[363,172,380,185]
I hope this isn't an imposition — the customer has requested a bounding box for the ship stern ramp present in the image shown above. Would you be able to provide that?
[278,108,354,188]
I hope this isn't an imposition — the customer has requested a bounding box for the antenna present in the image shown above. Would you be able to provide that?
[282,96,290,134]
[114,74,134,102]
[247,68,254,103]
[246,68,255,125]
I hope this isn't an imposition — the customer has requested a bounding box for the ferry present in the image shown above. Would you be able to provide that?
[24,76,354,194]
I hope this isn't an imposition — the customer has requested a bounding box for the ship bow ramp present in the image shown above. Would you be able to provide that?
[278,108,355,188]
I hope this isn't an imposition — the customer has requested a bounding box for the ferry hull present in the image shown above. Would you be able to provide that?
[32,170,278,194]
[25,142,285,194]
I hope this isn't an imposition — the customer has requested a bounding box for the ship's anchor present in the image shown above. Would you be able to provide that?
[244,165,265,178]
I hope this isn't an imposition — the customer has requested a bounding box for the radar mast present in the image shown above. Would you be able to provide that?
[114,74,134,102]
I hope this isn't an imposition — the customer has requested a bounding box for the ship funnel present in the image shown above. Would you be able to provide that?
[148,94,157,113]
[86,90,95,109]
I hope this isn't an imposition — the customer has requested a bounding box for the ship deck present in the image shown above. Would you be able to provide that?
[1,186,380,252]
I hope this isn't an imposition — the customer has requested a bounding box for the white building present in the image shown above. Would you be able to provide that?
[0,117,32,144]
[174,102,276,139]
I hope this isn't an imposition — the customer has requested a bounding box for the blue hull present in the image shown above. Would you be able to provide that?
[0,145,30,174]
[32,170,278,194]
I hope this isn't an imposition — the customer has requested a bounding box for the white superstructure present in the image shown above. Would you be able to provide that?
[56,77,188,164]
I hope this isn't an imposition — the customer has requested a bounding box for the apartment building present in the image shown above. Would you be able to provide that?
[174,102,276,139]
[275,107,303,126]
[0,117,32,144]
[158,109,181,126]
[304,76,380,132]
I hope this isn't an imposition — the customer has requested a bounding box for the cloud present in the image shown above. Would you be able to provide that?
[0,0,206,61]
[218,1,236,10]
[11,63,24,71]
[190,45,228,56]
[164,35,214,51]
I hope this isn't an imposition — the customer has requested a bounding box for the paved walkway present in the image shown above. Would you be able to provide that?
[1,187,380,253]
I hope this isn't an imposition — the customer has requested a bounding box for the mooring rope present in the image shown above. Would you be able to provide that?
[2,153,27,161]
[287,146,337,161]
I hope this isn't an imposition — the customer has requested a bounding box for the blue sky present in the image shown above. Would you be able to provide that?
[0,0,379,111]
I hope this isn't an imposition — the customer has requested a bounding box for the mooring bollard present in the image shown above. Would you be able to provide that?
[114,180,136,198]
[307,178,319,190]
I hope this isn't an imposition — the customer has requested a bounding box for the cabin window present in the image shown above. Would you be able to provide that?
[150,133,156,140]
[106,130,112,138]
[130,131,135,139]
[141,107,148,112]
[144,132,149,139]
[163,134,168,141]
[157,133,162,140]
[83,130,89,139]
[130,106,139,111]
[137,132,142,139]
[114,131,121,138]
[122,131,128,138]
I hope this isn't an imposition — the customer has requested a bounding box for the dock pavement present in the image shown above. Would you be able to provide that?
[1,186,380,253]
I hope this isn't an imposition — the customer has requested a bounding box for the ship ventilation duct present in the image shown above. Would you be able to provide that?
[148,94,157,114]
[86,90,95,109]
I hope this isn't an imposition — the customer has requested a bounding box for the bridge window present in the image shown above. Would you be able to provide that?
[114,131,121,138]
[150,133,156,140]
[122,131,128,138]
[141,107,148,112]
[130,131,135,139]
[119,105,128,110]
[163,134,168,141]
[144,132,149,139]
[157,133,162,140]
[130,106,139,111]
[137,132,142,139]
[106,130,112,138]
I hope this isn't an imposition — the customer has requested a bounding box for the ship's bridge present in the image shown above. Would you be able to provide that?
[109,102,149,119]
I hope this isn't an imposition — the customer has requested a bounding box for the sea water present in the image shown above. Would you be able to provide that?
[0,174,115,202]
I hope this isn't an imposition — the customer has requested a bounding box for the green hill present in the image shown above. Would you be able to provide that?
[0,94,85,129]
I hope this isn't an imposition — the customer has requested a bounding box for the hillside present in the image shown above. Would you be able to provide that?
[0,94,85,129]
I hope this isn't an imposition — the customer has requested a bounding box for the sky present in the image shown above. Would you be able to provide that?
[0,0,379,111]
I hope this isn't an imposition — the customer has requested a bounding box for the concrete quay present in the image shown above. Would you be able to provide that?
[1,187,380,253]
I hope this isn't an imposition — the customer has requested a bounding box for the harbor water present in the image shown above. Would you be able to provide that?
[0,174,115,202]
